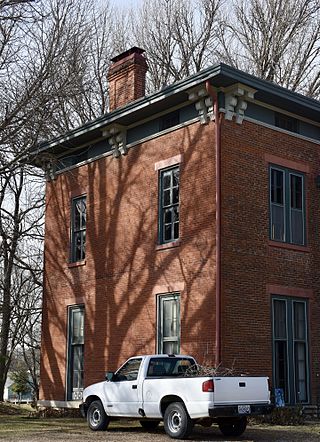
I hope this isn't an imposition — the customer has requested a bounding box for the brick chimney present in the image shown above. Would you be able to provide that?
[108,47,148,112]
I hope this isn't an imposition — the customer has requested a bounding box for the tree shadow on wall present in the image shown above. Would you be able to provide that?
[41,120,218,397]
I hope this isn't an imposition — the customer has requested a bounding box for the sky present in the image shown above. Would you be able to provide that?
[110,0,142,7]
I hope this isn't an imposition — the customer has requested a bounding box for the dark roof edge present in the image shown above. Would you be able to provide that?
[34,63,222,154]
[35,63,320,154]
[220,63,320,111]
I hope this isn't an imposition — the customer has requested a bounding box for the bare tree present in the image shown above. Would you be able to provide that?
[217,0,320,98]
[131,0,222,91]
[0,167,43,401]
[0,0,126,401]
[0,0,119,173]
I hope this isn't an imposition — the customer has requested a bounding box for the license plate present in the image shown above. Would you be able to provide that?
[238,405,251,414]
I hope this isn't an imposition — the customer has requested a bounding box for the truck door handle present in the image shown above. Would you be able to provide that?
[132,385,137,389]
[239,382,246,387]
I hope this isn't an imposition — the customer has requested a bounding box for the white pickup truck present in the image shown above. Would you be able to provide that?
[80,354,273,439]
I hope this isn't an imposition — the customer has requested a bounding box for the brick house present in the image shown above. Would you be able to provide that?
[33,47,320,408]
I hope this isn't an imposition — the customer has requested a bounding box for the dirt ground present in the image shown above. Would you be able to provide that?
[1,418,320,442]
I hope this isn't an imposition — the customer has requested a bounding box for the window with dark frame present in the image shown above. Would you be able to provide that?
[158,293,180,354]
[67,305,84,400]
[270,165,305,245]
[272,297,309,404]
[275,112,299,134]
[71,196,86,262]
[159,166,180,244]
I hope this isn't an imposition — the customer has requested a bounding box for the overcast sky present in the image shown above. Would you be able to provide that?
[110,0,142,8]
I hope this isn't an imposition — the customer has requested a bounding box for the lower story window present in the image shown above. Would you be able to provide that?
[157,293,180,354]
[67,305,84,400]
[272,297,309,404]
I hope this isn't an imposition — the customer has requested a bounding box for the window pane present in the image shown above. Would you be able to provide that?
[163,299,177,338]
[271,205,285,241]
[164,209,172,224]
[274,300,287,339]
[164,224,172,241]
[163,189,171,207]
[116,359,142,381]
[294,302,306,340]
[173,169,179,187]
[291,175,302,210]
[291,209,303,245]
[163,172,171,190]
[275,341,288,403]
[271,169,284,204]
[163,341,179,355]
[72,309,84,344]
[172,187,179,204]
[72,345,84,389]
[174,222,179,240]
[295,343,307,402]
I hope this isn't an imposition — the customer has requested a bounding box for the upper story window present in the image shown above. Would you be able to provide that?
[160,110,180,131]
[159,166,180,244]
[275,112,299,134]
[270,166,305,245]
[71,196,86,262]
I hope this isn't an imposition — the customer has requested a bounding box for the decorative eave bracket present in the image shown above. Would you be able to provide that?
[223,83,257,124]
[34,152,57,181]
[102,124,127,158]
[187,86,214,125]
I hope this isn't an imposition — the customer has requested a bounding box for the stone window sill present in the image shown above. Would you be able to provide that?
[156,240,181,251]
[68,260,86,268]
[268,240,310,253]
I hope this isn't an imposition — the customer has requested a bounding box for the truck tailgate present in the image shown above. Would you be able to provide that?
[213,377,269,405]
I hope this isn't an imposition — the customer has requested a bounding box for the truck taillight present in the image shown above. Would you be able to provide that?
[202,379,214,392]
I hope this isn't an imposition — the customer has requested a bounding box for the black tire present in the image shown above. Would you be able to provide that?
[139,420,161,431]
[87,400,109,431]
[164,402,193,439]
[218,416,247,437]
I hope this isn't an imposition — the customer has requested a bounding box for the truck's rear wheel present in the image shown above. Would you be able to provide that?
[139,419,160,431]
[87,400,109,431]
[218,416,247,437]
[164,402,193,439]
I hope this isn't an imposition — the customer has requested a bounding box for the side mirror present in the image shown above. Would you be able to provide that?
[106,371,115,381]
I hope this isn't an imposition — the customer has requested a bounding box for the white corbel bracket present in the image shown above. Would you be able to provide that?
[187,86,214,125]
[102,124,127,158]
[224,83,256,124]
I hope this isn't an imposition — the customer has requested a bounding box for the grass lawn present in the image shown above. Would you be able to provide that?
[0,403,85,435]
[1,402,320,441]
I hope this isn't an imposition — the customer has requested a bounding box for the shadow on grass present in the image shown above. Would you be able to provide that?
[1,414,320,441]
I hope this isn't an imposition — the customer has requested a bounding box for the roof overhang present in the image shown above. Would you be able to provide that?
[31,63,320,161]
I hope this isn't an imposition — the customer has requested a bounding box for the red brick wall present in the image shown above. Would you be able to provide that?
[221,118,320,403]
[39,114,320,405]
[39,121,217,400]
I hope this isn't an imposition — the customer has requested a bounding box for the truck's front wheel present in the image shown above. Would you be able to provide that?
[87,400,109,431]
[218,416,247,437]
[164,402,193,439]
